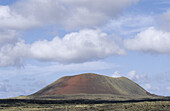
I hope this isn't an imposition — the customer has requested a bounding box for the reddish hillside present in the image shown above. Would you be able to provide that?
[33,73,151,96]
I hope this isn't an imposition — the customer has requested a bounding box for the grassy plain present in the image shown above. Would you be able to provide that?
[0,100,169,111]
[0,95,169,111]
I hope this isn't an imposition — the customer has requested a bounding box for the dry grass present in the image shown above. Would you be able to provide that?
[0,100,169,111]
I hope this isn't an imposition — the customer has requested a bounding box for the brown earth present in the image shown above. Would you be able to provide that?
[32,73,152,96]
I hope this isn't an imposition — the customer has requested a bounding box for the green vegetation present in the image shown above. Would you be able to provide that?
[0,100,169,111]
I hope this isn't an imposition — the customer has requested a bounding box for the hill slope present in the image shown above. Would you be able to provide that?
[32,73,151,96]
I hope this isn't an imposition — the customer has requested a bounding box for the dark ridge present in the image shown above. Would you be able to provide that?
[0,97,169,104]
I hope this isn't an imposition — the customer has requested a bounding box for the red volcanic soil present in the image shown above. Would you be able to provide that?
[33,73,150,96]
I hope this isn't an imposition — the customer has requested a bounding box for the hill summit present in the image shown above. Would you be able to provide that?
[33,73,151,96]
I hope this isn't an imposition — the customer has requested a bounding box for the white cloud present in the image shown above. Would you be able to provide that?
[167,87,170,92]
[28,61,116,76]
[111,71,122,78]
[60,0,138,29]
[0,29,124,67]
[0,0,137,67]
[127,70,148,83]
[0,41,29,67]
[0,61,116,76]
[0,5,40,30]
[102,14,155,36]
[144,84,151,90]
[127,70,136,79]
[0,79,46,99]
[33,80,46,88]
[0,29,18,47]
[125,70,170,96]
[124,27,170,55]
[158,9,170,31]
[0,29,27,67]
[0,82,9,92]
[30,29,125,63]
[0,0,138,30]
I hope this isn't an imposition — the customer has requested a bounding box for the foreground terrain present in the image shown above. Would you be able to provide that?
[0,100,169,111]
[0,96,169,111]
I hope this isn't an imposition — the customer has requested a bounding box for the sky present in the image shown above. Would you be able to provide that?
[0,0,170,98]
